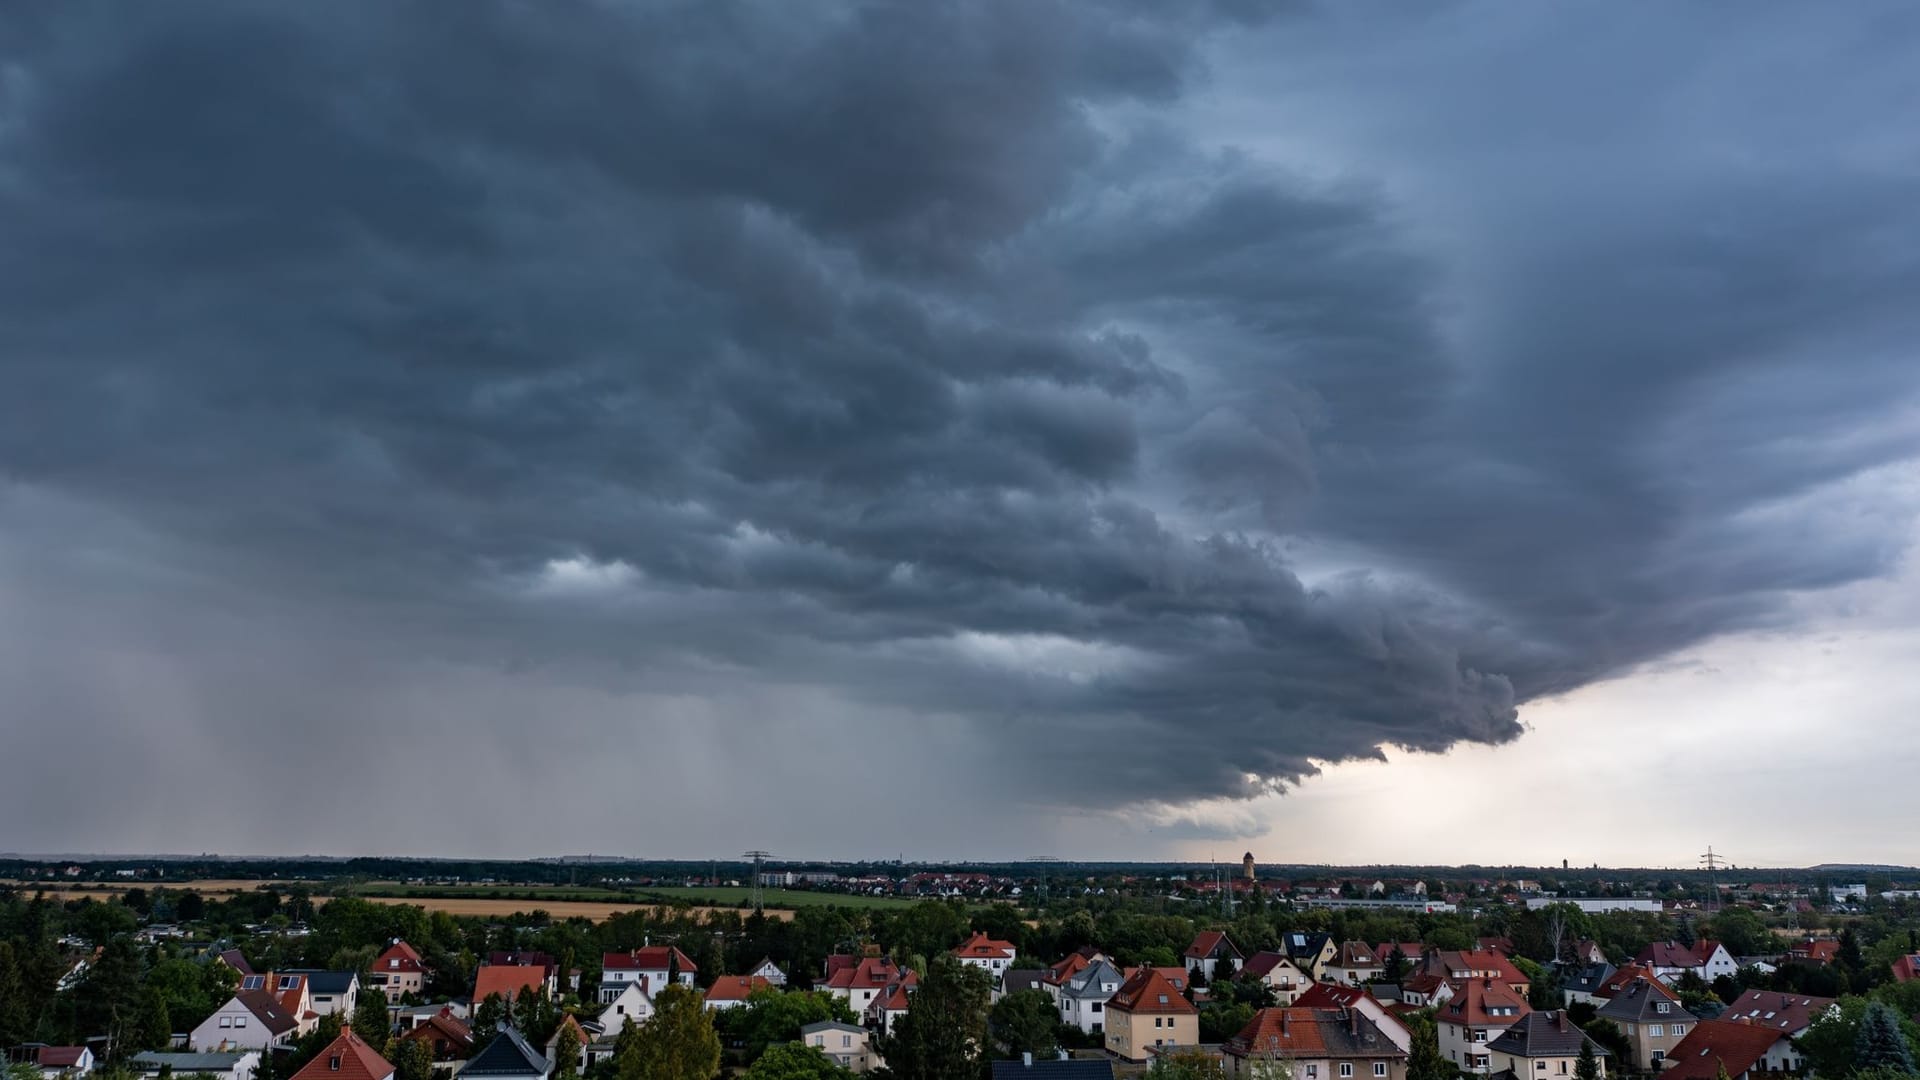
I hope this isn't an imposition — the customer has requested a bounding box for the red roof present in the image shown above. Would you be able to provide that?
[1043,953,1091,986]
[1108,967,1197,1016]
[472,965,546,1003]
[36,1048,88,1068]
[951,932,1016,961]
[604,947,697,973]
[376,941,425,974]
[1597,963,1658,998]
[1792,939,1840,964]
[1293,983,1373,1010]
[1895,955,1920,982]
[288,1028,394,1080]
[825,956,908,991]
[1184,931,1241,961]
[704,975,771,1002]
[1661,1020,1789,1079]
[1718,990,1835,1035]
[1439,979,1531,1028]
[272,973,307,1016]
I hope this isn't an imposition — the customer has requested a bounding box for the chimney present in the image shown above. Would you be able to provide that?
[340,1020,352,1034]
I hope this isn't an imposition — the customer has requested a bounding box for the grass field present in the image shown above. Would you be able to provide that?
[356,895,798,922]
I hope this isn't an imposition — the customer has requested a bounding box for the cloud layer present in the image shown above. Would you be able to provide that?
[2,2,1917,854]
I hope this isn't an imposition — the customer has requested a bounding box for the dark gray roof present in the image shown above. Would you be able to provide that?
[1060,959,1125,1002]
[1002,969,1048,995]
[1284,932,1332,962]
[1597,978,1685,1024]
[1561,962,1616,994]
[284,970,358,996]
[131,1053,255,1074]
[463,1028,549,1077]
[1485,1011,1609,1058]
[990,1060,1115,1080]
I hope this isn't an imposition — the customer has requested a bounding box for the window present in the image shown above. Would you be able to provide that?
[1306,1068,1317,1079]
[1649,1025,1664,1037]
[1158,994,1169,1005]
[1672,1024,1687,1036]
[235,1017,247,1028]
[220,1017,233,1028]
[1375,1066,1387,1078]
[328,1056,342,1072]
[1651,1051,1665,1064]
[1091,1002,1102,1012]
[1340,1065,1354,1078]
[1536,1064,1547,1072]
[280,977,299,991]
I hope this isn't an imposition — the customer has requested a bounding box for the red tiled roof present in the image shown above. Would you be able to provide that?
[1439,979,1531,1028]
[272,973,307,1016]
[826,956,907,991]
[704,975,771,1002]
[1718,990,1835,1035]
[396,1014,474,1059]
[951,932,1016,960]
[1184,931,1240,961]
[1370,942,1424,965]
[1108,967,1197,1016]
[1043,953,1092,986]
[376,942,425,974]
[603,947,696,973]
[472,965,546,1003]
[1293,983,1372,1010]
[288,1028,393,1080]
[1895,955,1920,982]
[36,1048,88,1068]
[1661,1020,1788,1079]
[1597,963,1658,997]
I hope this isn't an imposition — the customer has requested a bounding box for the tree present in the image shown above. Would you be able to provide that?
[1403,1011,1459,1080]
[612,984,719,1080]
[1383,945,1409,982]
[1145,1050,1227,1079]
[551,1021,583,1080]
[988,989,1059,1060]
[1855,1000,1917,1071]
[353,988,393,1052]
[1573,1038,1599,1080]
[137,988,172,1053]
[390,1038,435,1080]
[873,957,989,1080]
[471,992,507,1044]
[717,990,857,1063]
[741,1042,855,1080]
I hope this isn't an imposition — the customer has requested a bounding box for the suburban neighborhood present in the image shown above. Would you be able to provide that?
[5,856,1920,1079]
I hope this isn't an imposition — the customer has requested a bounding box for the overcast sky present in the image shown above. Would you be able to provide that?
[3,2,1918,867]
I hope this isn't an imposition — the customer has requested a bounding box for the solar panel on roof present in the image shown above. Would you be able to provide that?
[241,976,264,990]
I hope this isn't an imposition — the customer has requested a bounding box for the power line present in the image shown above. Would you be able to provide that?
[1700,846,1725,913]
[1028,856,1060,904]
[744,850,772,911]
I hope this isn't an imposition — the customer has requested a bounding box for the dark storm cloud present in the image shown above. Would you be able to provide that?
[2,0,1917,847]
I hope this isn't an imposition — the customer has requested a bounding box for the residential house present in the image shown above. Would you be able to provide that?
[369,942,426,1003]
[1484,1010,1609,1077]
[286,1025,394,1080]
[191,990,299,1052]
[703,975,771,1010]
[1395,973,1453,1011]
[472,966,552,1010]
[823,956,914,1016]
[865,974,917,1036]
[1419,951,1529,998]
[1787,939,1839,966]
[1103,967,1198,1064]
[1568,940,1608,966]
[1004,970,1050,998]
[1660,1020,1801,1079]
[393,1011,475,1063]
[1594,977,1691,1071]
[543,1016,591,1071]
[1292,984,1412,1053]
[801,1020,877,1074]
[593,982,652,1042]
[1184,932,1243,982]
[283,970,359,1018]
[991,1058,1115,1079]
[953,932,1019,987]
[1436,979,1531,1074]
[128,1052,259,1080]
[1632,941,1737,984]
[1716,990,1835,1042]
[24,1047,93,1077]
[1283,933,1338,981]
[598,948,694,1004]
[215,950,256,978]
[1220,1007,1409,1079]
[1589,964,1658,1005]
[746,958,787,987]
[242,974,315,1034]
[1558,963,1617,1008]
[1893,954,1920,982]
[1055,958,1125,1035]
[1240,952,1313,1005]
[1369,943,1426,973]
[1326,942,1384,986]
[460,1028,550,1080]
